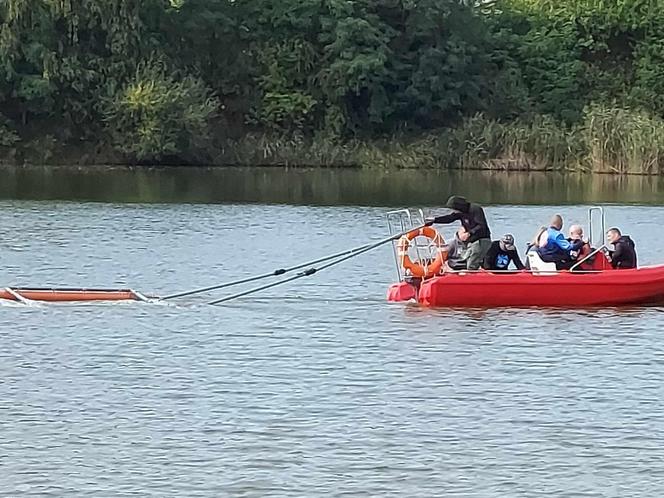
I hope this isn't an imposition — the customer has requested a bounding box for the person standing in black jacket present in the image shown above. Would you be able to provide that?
[607,228,637,269]
[483,234,525,271]
[425,196,491,270]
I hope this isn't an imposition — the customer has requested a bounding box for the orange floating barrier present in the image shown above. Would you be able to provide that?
[0,288,150,303]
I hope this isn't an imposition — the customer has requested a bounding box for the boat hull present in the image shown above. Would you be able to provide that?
[0,288,142,303]
[388,266,664,308]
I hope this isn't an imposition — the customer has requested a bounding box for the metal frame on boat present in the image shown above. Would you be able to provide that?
[387,208,431,281]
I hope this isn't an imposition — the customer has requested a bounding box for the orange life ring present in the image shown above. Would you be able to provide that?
[397,227,447,278]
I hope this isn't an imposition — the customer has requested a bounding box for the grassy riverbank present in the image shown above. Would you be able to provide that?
[5,104,664,175]
[228,105,664,174]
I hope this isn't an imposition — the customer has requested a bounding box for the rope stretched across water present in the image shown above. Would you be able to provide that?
[206,225,425,305]
[162,241,375,300]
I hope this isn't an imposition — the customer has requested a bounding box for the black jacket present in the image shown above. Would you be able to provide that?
[610,236,637,269]
[483,241,525,270]
[433,196,491,243]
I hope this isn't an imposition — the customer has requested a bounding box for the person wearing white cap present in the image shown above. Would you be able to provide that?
[483,234,525,271]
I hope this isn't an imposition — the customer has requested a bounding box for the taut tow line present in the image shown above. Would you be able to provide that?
[162,242,371,300]
[204,225,425,305]
[159,225,425,305]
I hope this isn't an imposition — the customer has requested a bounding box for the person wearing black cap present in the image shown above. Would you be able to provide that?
[483,234,525,271]
[425,195,491,270]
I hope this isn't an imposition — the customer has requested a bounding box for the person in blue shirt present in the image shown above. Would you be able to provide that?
[537,215,583,269]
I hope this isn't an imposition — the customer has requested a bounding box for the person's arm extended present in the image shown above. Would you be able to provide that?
[511,249,525,270]
[432,212,462,224]
[554,233,573,252]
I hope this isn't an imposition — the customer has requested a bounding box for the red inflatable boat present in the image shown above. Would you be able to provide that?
[385,207,664,308]
[387,266,664,307]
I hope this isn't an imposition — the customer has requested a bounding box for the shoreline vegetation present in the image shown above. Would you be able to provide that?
[4,1,664,175]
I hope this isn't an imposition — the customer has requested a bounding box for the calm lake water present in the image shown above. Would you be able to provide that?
[2,167,664,496]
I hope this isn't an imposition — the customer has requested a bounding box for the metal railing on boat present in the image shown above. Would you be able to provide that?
[386,208,436,282]
[569,244,609,272]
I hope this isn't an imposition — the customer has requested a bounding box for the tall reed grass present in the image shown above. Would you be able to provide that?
[447,114,580,171]
[216,104,664,175]
[582,104,664,174]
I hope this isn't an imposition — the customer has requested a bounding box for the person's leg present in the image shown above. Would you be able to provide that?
[466,239,491,270]
[448,258,467,271]
[464,241,480,270]
[479,238,492,267]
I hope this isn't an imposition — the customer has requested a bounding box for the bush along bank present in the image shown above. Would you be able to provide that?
[8,104,664,174]
[219,105,664,173]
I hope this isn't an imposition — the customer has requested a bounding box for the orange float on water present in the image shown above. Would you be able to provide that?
[0,288,149,303]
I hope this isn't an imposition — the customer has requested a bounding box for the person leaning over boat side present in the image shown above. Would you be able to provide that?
[606,228,637,269]
[425,196,491,270]
[445,227,471,270]
[537,214,583,270]
[483,234,525,271]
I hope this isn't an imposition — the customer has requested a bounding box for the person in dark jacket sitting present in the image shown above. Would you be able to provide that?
[425,196,491,270]
[606,228,637,269]
[537,214,583,270]
[483,234,525,271]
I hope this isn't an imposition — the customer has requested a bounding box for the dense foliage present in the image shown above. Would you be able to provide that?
[2,0,664,171]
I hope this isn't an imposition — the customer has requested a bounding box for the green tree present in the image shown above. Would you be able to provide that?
[103,61,219,162]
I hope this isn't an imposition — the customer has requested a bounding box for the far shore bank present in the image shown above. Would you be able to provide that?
[2,162,664,178]
[4,107,664,175]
